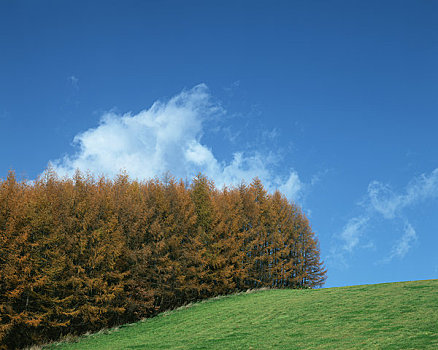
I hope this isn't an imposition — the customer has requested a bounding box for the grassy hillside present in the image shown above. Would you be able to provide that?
[46,279,438,349]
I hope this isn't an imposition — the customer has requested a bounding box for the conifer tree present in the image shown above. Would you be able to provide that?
[0,169,327,348]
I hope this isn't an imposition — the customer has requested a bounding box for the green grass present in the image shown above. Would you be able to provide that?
[46,279,438,349]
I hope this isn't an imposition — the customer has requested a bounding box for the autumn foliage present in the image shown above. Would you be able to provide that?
[0,169,326,349]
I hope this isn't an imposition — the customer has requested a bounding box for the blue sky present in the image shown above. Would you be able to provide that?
[1,0,437,287]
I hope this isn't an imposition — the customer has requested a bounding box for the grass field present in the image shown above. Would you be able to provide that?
[45,279,438,349]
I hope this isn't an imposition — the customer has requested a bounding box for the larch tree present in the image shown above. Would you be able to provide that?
[0,169,327,349]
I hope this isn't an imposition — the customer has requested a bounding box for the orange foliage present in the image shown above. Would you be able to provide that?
[0,169,326,349]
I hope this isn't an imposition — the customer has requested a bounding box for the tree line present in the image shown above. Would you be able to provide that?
[0,169,326,349]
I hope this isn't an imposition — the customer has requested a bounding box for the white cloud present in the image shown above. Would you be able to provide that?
[339,216,369,252]
[367,181,402,219]
[332,168,438,266]
[387,222,418,261]
[279,171,303,202]
[68,76,79,89]
[52,84,304,201]
[367,169,438,219]
[327,215,369,268]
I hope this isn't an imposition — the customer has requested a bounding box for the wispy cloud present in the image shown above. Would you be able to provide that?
[328,216,369,268]
[68,76,79,89]
[367,169,438,219]
[386,222,418,261]
[279,171,303,202]
[223,80,240,94]
[339,216,369,253]
[331,168,438,266]
[51,84,304,201]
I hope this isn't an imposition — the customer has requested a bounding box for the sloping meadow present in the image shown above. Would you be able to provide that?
[49,280,438,349]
